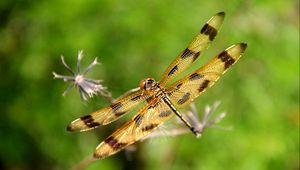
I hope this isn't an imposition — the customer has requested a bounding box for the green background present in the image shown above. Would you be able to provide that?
[0,0,298,170]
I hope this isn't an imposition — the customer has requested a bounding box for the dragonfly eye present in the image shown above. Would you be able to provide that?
[140,78,156,92]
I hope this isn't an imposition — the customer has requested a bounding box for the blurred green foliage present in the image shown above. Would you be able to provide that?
[0,0,298,170]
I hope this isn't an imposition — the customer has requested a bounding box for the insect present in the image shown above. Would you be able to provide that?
[67,12,247,159]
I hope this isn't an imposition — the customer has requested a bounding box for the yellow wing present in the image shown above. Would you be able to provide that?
[168,43,247,108]
[67,89,150,132]
[93,43,247,159]
[159,12,225,86]
[93,98,175,159]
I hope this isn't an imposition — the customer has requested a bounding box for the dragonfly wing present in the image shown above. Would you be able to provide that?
[67,89,149,132]
[159,12,225,86]
[168,43,247,108]
[94,98,174,159]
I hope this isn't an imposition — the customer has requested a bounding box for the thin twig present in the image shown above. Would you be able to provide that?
[70,154,96,170]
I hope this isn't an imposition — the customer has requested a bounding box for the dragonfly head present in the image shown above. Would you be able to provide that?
[140,78,157,93]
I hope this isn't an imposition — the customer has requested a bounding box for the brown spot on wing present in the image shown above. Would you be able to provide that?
[168,65,178,76]
[110,102,127,116]
[240,43,248,51]
[133,114,144,127]
[200,24,217,41]
[159,110,172,117]
[225,59,235,69]
[147,101,159,110]
[181,48,194,59]
[131,95,141,101]
[189,73,203,81]
[176,83,183,89]
[66,125,73,131]
[80,115,100,128]
[192,52,201,62]
[104,136,127,150]
[114,111,126,117]
[177,92,191,105]
[141,123,159,131]
[198,80,210,92]
[110,102,123,111]
[181,48,200,62]
[218,51,235,69]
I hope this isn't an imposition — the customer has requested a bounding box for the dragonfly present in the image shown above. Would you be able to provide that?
[67,12,247,159]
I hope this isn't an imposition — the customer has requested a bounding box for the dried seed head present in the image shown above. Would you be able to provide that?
[53,50,112,101]
[142,102,227,140]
